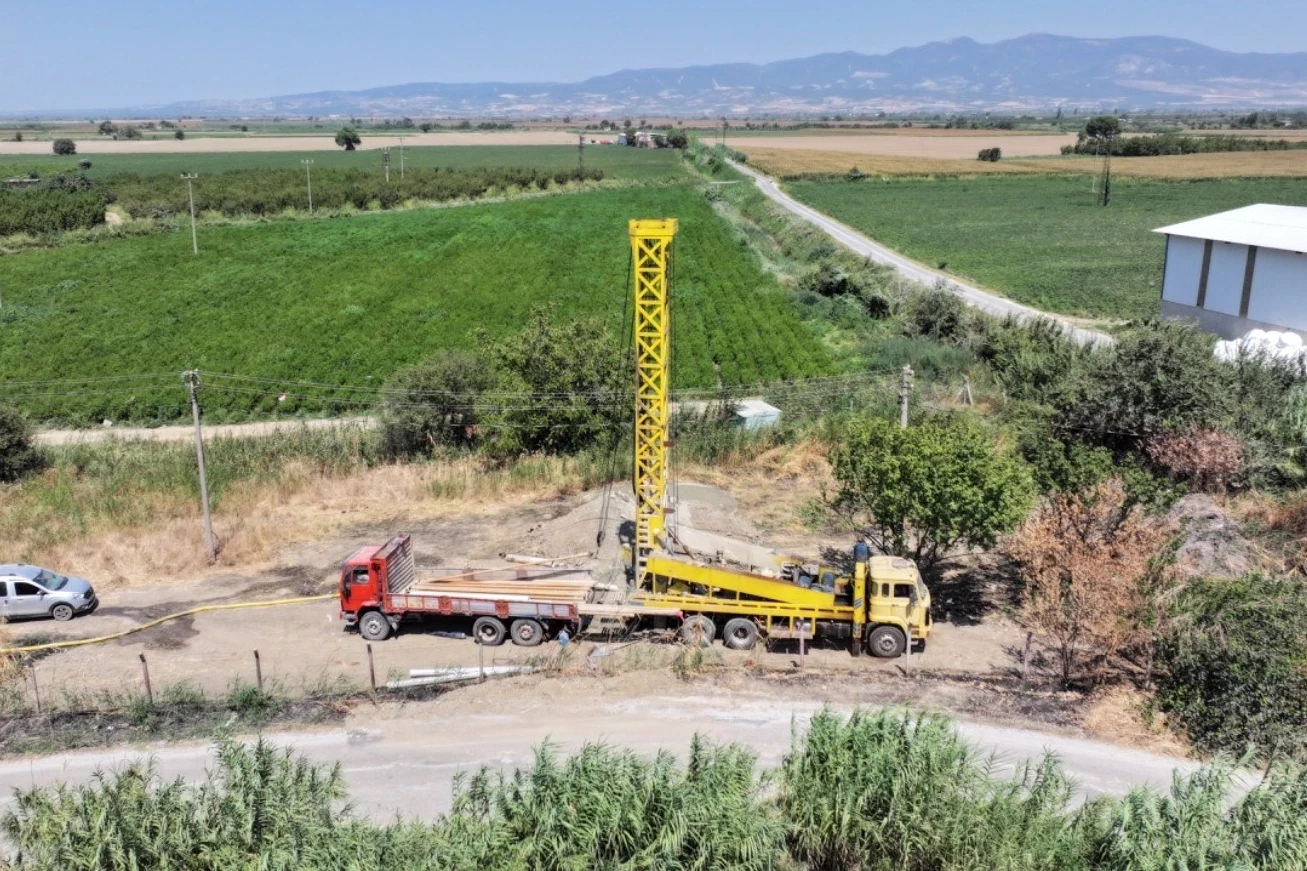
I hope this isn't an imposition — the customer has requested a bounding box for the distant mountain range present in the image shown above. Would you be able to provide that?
[51,34,1307,118]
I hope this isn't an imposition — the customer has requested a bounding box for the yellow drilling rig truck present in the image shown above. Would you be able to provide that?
[339,219,931,658]
[622,219,932,657]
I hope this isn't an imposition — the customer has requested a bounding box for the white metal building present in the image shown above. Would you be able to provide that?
[1155,204,1307,339]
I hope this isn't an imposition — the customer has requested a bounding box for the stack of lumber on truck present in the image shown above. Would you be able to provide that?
[413,567,595,604]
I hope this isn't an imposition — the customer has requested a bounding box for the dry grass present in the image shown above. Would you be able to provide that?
[5,453,611,590]
[728,133,1075,158]
[743,146,1307,179]
[684,441,832,538]
[1082,686,1190,756]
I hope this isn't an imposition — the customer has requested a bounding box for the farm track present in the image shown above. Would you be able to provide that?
[727,159,1113,347]
[35,416,373,446]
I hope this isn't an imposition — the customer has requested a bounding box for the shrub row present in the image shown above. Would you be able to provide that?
[1063,133,1307,157]
[108,165,606,219]
[9,711,1307,870]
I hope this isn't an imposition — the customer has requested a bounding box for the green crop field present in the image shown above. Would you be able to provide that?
[787,175,1307,320]
[0,185,829,425]
[0,145,683,182]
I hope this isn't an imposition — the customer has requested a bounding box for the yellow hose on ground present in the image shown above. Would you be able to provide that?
[1,594,335,655]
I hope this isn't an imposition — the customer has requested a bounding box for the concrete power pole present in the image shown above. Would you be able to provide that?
[181,173,198,255]
[183,370,217,561]
[301,159,314,214]
[577,133,584,177]
[898,365,914,429]
[398,135,406,179]
[383,147,390,183]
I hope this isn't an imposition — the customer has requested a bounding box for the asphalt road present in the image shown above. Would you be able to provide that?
[727,159,1112,347]
[0,689,1196,822]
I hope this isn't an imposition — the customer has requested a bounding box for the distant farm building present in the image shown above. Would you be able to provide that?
[1156,204,1307,339]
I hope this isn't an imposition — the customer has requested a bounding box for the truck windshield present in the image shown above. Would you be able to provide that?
[34,570,68,590]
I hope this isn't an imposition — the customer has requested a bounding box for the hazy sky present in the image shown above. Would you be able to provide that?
[4,0,1306,110]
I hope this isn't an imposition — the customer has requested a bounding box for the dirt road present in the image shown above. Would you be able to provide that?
[35,416,372,446]
[727,158,1111,346]
[0,674,1198,822]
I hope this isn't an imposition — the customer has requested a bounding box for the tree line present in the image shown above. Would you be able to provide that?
[0,165,606,233]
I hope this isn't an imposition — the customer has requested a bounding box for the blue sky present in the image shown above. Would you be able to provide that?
[3,0,1306,110]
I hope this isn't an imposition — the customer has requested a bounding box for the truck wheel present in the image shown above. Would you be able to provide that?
[722,618,759,651]
[358,611,392,642]
[50,603,74,622]
[510,619,544,647]
[473,617,507,646]
[867,625,906,658]
[679,615,715,647]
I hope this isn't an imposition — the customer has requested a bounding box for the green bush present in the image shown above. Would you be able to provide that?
[1157,574,1307,761]
[380,349,499,456]
[51,139,75,156]
[0,405,43,483]
[901,285,972,344]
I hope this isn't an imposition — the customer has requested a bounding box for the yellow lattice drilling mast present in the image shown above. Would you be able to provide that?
[629,218,678,584]
[624,217,932,658]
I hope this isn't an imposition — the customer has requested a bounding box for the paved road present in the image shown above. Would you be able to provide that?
[727,159,1112,347]
[0,690,1195,822]
[35,416,374,446]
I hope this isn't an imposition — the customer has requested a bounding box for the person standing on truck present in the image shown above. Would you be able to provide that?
[853,536,871,565]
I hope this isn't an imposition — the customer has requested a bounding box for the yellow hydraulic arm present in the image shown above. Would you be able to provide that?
[629,218,677,587]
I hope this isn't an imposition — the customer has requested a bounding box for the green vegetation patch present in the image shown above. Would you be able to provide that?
[786,175,1307,320]
[0,144,682,181]
[0,185,829,424]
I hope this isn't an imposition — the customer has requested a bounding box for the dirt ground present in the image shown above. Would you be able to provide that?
[0,131,578,155]
[6,478,1023,723]
[728,132,1077,159]
[742,146,1307,179]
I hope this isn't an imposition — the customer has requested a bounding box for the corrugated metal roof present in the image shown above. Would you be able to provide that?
[1154,204,1307,254]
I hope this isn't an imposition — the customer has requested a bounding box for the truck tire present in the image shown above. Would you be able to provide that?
[867,625,907,658]
[679,614,715,647]
[50,603,74,622]
[473,617,507,646]
[510,619,544,647]
[722,617,759,651]
[358,611,392,642]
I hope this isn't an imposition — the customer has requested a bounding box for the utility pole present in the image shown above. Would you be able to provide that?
[181,173,198,255]
[898,365,914,429]
[183,370,217,561]
[577,133,584,177]
[301,159,314,214]
[382,147,390,183]
[398,135,406,179]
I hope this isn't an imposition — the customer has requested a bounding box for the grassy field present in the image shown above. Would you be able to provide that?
[786,175,1307,320]
[744,148,1307,179]
[0,145,683,181]
[0,185,830,425]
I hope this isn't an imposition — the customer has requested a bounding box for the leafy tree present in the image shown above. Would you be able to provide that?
[481,307,628,458]
[1082,114,1121,143]
[1158,574,1307,761]
[1004,478,1176,686]
[51,138,76,155]
[334,127,361,151]
[379,349,499,457]
[121,125,142,140]
[9,131,21,143]
[977,147,1002,162]
[97,120,117,136]
[665,128,688,149]
[173,129,185,140]
[0,405,43,483]
[827,415,1034,572]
